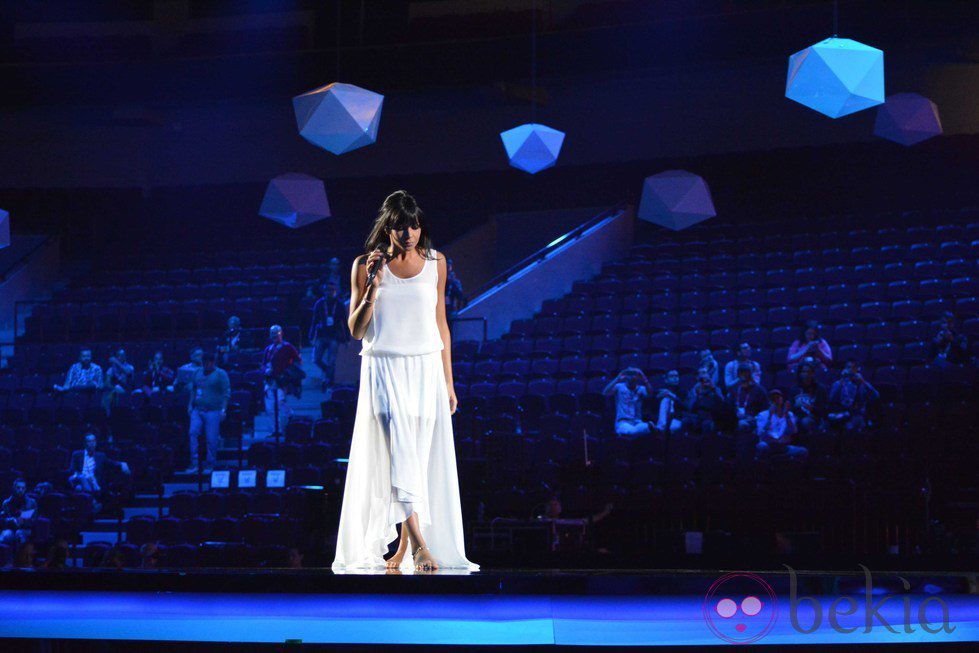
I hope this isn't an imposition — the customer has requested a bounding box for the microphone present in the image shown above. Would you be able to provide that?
[366,245,387,288]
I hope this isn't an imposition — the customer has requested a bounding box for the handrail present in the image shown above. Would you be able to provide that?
[0,235,53,282]
[469,203,627,300]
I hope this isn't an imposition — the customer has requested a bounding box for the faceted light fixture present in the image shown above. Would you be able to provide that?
[500,123,565,174]
[293,82,384,155]
[259,173,331,229]
[874,92,942,146]
[638,170,716,231]
[786,37,884,118]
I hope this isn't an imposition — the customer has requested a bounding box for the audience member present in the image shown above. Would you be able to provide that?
[723,343,762,393]
[262,325,302,434]
[218,315,243,366]
[309,280,348,391]
[102,348,135,412]
[1,479,36,547]
[42,539,70,570]
[930,311,969,366]
[699,349,720,387]
[54,348,103,392]
[827,360,880,432]
[729,363,769,433]
[137,351,175,396]
[13,542,35,568]
[654,369,684,434]
[791,362,828,435]
[603,367,654,439]
[445,258,466,315]
[185,351,230,474]
[32,481,53,498]
[69,433,131,511]
[683,365,725,435]
[175,348,204,394]
[755,389,807,460]
[140,542,160,570]
[787,321,833,372]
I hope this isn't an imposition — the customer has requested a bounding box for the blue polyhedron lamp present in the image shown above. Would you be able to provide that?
[293,82,384,155]
[259,173,331,229]
[500,123,565,174]
[638,170,716,231]
[874,92,942,146]
[0,209,9,249]
[786,37,884,118]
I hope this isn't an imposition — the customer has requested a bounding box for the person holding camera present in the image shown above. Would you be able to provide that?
[827,359,880,432]
[603,367,655,438]
[931,311,969,366]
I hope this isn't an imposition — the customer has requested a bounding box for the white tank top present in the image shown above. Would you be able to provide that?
[360,249,445,357]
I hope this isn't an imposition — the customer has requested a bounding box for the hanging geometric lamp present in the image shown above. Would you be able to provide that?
[873,93,942,146]
[500,123,565,174]
[259,173,331,229]
[785,37,884,118]
[0,209,9,249]
[638,170,716,231]
[292,82,384,155]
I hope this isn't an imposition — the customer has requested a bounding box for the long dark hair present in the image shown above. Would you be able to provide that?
[364,190,434,259]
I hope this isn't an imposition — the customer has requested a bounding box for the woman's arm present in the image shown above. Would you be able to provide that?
[435,254,457,415]
[786,340,807,363]
[348,253,384,340]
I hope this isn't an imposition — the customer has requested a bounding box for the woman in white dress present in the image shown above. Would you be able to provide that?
[332,190,478,572]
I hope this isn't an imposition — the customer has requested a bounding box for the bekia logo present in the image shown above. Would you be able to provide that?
[703,572,778,644]
[703,566,955,644]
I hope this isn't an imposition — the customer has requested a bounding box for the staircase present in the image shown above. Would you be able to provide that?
[76,346,333,552]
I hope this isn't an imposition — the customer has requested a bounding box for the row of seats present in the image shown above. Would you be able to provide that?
[126,514,300,547]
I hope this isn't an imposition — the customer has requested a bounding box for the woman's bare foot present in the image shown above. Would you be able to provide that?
[385,550,406,569]
[413,546,439,571]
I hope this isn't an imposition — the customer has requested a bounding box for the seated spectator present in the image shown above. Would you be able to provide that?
[755,389,807,460]
[723,343,762,394]
[827,360,880,432]
[218,316,243,366]
[654,369,684,434]
[69,433,131,512]
[683,365,725,435]
[603,367,654,439]
[42,539,70,570]
[32,481,53,498]
[102,348,135,412]
[791,362,828,435]
[174,348,204,394]
[728,363,769,433]
[54,348,103,392]
[136,351,175,396]
[140,542,159,570]
[699,349,720,387]
[1,479,36,547]
[930,311,969,366]
[787,321,833,372]
[13,542,35,568]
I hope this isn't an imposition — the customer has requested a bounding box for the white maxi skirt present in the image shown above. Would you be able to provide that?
[332,351,479,571]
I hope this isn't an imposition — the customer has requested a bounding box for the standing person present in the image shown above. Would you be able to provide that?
[185,351,231,474]
[333,190,478,572]
[603,367,654,438]
[309,280,349,391]
[261,325,302,435]
[444,258,465,316]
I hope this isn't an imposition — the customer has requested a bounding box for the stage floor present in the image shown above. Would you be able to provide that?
[0,568,976,646]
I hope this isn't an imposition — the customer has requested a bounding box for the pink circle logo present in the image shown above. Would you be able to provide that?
[703,572,778,644]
